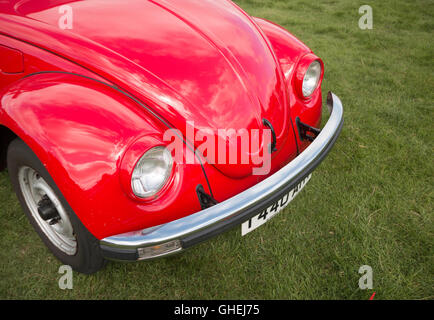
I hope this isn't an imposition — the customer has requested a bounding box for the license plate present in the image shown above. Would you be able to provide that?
[241,174,312,236]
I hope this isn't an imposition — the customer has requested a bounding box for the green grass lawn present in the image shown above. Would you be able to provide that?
[0,0,433,300]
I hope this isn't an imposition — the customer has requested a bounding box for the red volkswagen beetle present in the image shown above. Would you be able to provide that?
[0,0,343,273]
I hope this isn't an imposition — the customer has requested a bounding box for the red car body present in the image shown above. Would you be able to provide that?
[0,0,343,262]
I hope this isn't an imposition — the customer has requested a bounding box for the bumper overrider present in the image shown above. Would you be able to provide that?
[100,92,344,261]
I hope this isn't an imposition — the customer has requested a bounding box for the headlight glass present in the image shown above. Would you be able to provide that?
[302,60,321,97]
[131,146,173,198]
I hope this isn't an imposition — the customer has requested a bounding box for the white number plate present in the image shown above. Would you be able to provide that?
[241,174,312,236]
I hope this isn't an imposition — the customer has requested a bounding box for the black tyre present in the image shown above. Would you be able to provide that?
[7,138,106,274]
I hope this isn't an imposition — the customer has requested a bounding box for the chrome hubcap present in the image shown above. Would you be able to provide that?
[18,166,77,255]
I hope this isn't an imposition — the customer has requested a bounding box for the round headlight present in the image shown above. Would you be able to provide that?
[131,146,173,198]
[302,60,322,97]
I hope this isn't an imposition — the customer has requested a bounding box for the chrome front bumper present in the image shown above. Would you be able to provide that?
[100,92,344,261]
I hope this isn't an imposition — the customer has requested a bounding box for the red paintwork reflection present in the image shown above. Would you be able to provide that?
[0,1,323,238]
[1,73,209,238]
[3,0,298,178]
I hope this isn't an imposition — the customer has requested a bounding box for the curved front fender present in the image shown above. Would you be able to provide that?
[0,72,208,239]
[253,18,324,153]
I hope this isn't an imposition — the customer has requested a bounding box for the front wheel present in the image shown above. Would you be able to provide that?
[7,138,106,274]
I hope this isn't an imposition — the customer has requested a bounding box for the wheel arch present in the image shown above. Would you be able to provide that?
[0,71,210,239]
[0,72,166,238]
[0,124,18,171]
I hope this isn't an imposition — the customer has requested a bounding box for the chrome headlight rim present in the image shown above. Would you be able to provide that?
[302,60,322,98]
[131,146,174,199]
[294,54,324,100]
